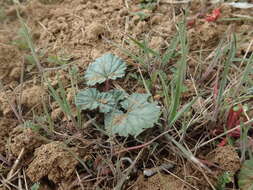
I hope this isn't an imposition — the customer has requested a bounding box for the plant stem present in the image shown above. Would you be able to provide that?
[104,80,111,91]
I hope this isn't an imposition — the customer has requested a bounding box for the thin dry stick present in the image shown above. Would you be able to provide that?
[197,118,253,149]
[124,0,129,9]
[211,67,221,122]
[68,174,92,189]
[22,169,28,190]
[239,39,253,68]
[0,176,19,189]
[17,58,25,118]
[75,170,85,190]
[7,148,25,180]
[18,172,22,190]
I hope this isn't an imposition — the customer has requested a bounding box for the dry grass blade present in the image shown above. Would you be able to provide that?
[75,170,85,190]
[7,148,24,180]
[0,80,23,123]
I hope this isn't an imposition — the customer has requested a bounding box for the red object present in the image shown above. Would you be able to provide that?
[187,19,196,27]
[218,138,227,147]
[226,105,243,137]
[205,8,221,22]
[218,105,243,146]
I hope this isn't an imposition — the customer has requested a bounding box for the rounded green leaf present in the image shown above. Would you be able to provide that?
[105,93,160,137]
[75,88,116,113]
[85,53,127,86]
[239,159,253,190]
[108,89,128,103]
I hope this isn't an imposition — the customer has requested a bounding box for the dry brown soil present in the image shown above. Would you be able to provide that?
[0,0,252,189]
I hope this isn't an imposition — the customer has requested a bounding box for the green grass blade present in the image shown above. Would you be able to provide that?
[102,36,145,65]
[16,9,43,72]
[161,35,179,68]
[201,38,229,82]
[217,35,237,106]
[167,20,188,128]
[168,96,198,127]
[138,67,152,95]
[158,71,170,111]
[127,35,160,58]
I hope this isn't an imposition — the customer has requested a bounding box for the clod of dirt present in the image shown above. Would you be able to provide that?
[27,141,79,183]
[133,21,148,35]
[0,90,15,116]
[150,15,163,25]
[188,22,224,50]
[182,79,195,98]
[149,36,164,51]
[9,127,46,157]
[133,174,189,190]
[51,107,63,121]
[86,22,107,41]
[211,145,240,173]
[21,85,45,108]
[0,119,17,154]
[0,45,22,84]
